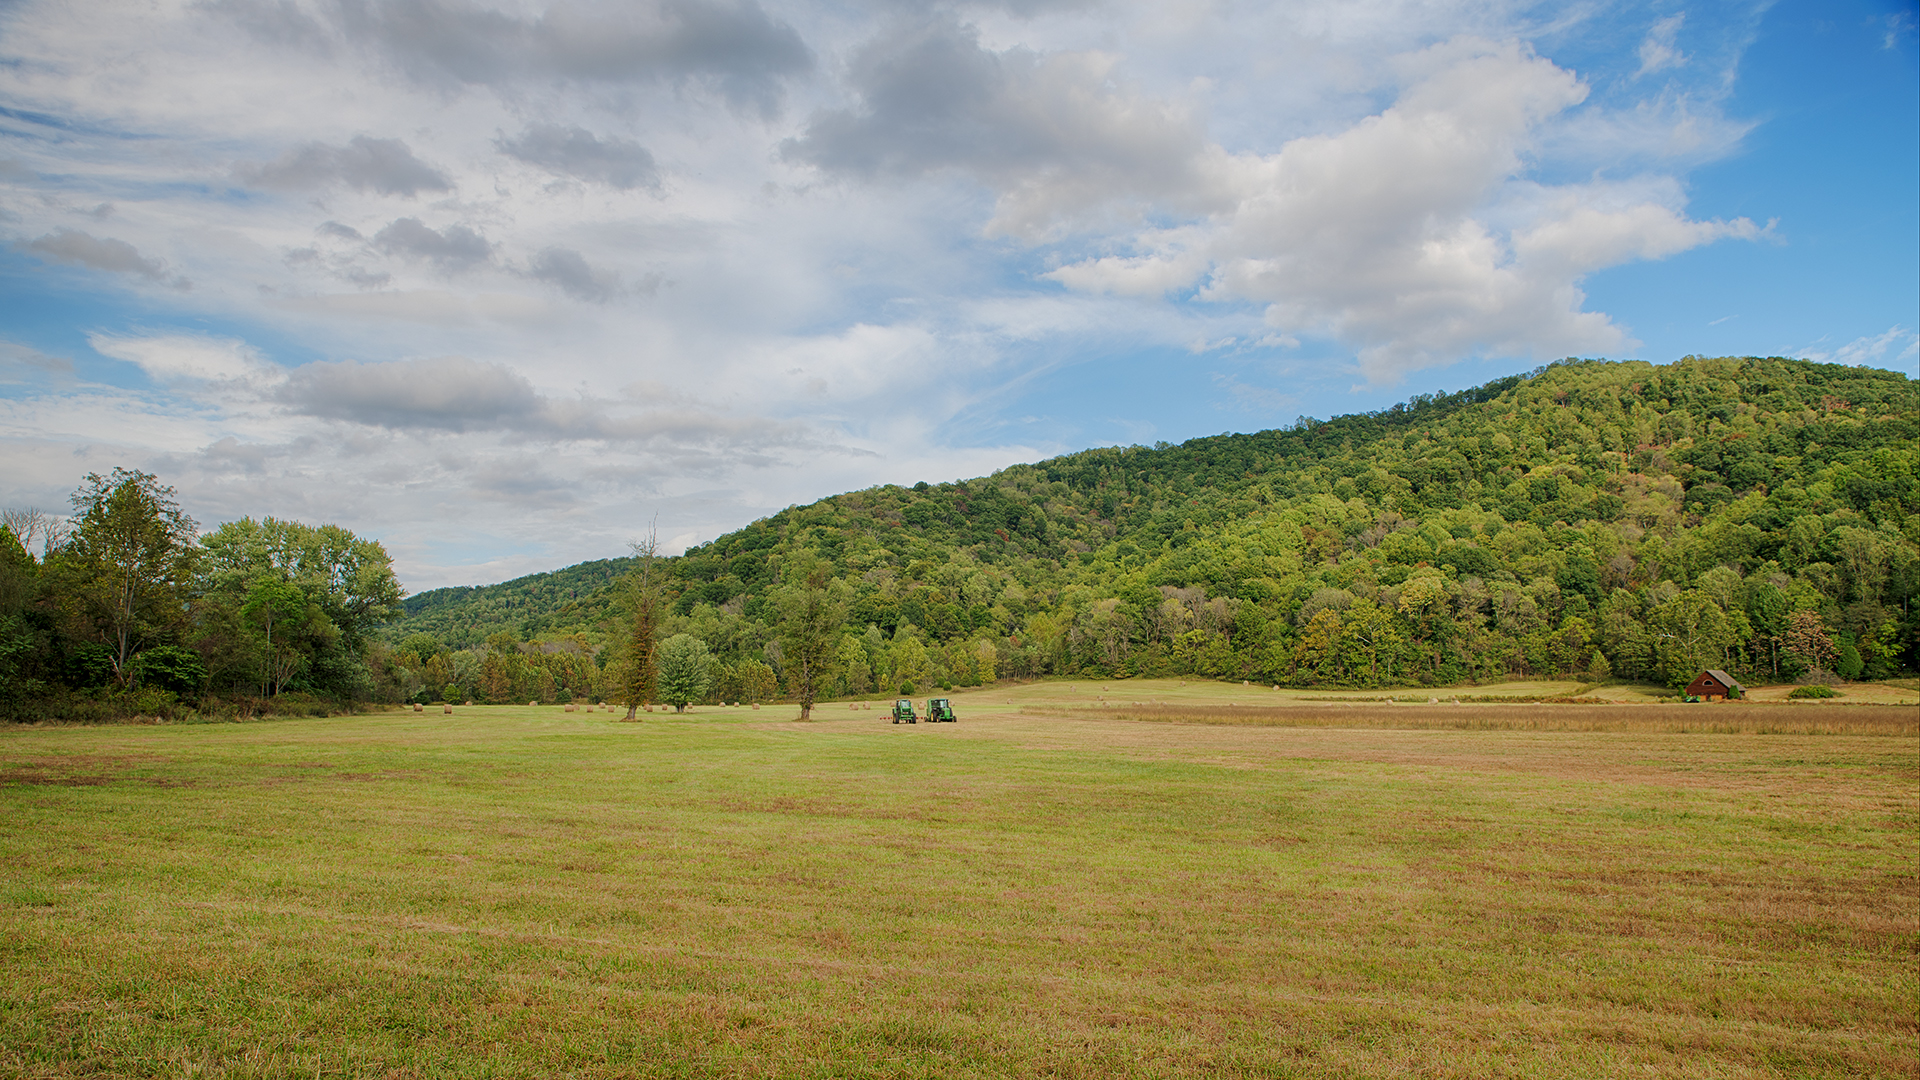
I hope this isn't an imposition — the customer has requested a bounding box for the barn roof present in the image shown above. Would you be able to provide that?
[1698,669,1744,691]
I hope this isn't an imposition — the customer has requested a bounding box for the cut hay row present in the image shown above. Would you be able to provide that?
[1044,701,1920,736]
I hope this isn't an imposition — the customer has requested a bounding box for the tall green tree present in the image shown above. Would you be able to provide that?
[198,516,399,697]
[55,469,198,687]
[199,517,401,646]
[1650,589,1737,689]
[242,578,315,696]
[0,525,42,712]
[656,633,712,712]
[775,560,848,720]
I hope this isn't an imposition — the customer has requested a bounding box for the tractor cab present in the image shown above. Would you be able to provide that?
[926,698,956,723]
[890,698,918,724]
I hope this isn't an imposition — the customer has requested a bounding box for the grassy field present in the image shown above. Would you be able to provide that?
[2,686,1916,1078]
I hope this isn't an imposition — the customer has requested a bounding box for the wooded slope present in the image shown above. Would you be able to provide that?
[385,356,1919,699]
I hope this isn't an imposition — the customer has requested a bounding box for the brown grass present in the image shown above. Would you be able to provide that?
[1039,701,1920,736]
[2,700,1915,1078]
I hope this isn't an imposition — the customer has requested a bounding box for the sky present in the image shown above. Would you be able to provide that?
[1,0,1915,592]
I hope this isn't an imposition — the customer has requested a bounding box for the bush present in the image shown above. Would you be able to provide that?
[262,692,338,717]
[56,686,184,723]
[1788,684,1839,699]
[1835,641,1864,681]
[132,645,208,695]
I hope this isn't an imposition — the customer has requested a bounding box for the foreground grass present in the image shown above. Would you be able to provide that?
[2,703,1915,1078]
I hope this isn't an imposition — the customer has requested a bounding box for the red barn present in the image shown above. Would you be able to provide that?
[1685,670,1744,701]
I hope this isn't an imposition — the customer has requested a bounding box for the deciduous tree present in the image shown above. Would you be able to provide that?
[615,534,662,719]
[656,633,712,712]
[776,560,848,720]
[55,469,198,687]
[1784,610,1837,682]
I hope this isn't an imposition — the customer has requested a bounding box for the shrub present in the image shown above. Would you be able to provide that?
[264,692,337,717]
[1788,684,1838,699]
[60,686,184,722]
[132,645,208,695]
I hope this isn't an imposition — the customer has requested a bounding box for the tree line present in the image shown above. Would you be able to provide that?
[1,469,401,720]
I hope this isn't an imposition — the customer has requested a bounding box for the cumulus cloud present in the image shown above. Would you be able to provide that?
[372,217,495,271]
[281,355,538,429]
[783,15,1227,236]
[276,354,830,450]
[24,228,190,289]
[217,0,813,116]
[526,246,624,302]
[203,0,336,52]
[1044,38,1761,383]
[497,124,659,189]
[239,135,452,196]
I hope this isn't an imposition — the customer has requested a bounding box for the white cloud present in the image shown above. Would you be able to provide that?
[270,290,554,326]
[1045,38,1761,383]
[87,333,274,384]
[0,0,1874,589]
[238,135,453,196]
[497,124,660,190]
[1636,14,1688,77]
[25,229,191,289]
[782,14,1231,238]
[1798,326,1918,367]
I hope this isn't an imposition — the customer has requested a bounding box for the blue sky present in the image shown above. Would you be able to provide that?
[2,0,1915,590]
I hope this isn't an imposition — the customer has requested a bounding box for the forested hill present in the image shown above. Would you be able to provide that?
[383,356,1919,697]
[397,556,636,644]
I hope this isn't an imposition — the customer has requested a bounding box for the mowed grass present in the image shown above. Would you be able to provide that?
[1,698,1916,1079]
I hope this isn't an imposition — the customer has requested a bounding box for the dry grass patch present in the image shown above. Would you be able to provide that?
[1042,701,1919,736]
[1,706,1914,1078]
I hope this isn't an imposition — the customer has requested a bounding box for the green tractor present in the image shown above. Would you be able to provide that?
[890,698,917,724]
[926,698,956,723]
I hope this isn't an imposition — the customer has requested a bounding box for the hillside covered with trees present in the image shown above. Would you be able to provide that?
[380,355,1918,705]
[3,355,1913,719]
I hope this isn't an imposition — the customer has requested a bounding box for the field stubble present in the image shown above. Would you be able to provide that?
[0,698,1915,1079]
[1042,701,1919,737]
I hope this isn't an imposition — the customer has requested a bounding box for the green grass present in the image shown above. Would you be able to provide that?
[2,702,1916,1078]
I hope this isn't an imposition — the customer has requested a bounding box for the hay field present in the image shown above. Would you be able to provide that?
[2,695,1915,1078]
[963,677,1920,734]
